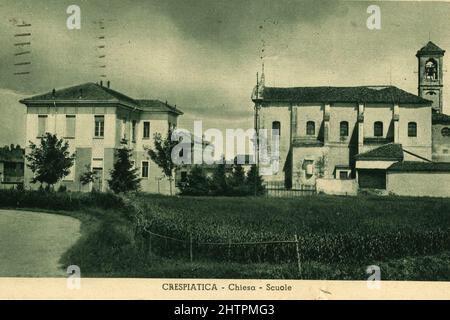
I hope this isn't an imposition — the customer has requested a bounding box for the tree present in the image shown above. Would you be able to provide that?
[26,133,75,190]
[79,165,97,190]
[147,131,179,195]
[246,165,265,196]
[210,160,229,196]
[108,146,140,193]
[228,163,246,195]
[177,165,210,196]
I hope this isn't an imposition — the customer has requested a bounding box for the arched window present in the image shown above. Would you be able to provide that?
[442,127,450,137]
[425,58,438,80]
[408,122,417,137]
[306,121,315,136]
[272,121,281,140]
[340,121,349,137]
[374,121,383,137]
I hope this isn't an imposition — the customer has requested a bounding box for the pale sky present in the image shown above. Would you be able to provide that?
[1,0,450,148]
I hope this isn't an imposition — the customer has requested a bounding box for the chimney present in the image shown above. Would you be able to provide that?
[107,81,110,88]
[100,80,103,87]
[52,88,56,98]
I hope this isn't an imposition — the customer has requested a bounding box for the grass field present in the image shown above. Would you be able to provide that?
[1,190,450,280]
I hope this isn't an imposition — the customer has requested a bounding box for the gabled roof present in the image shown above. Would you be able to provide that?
[256,86,431,105]
[388,161,450,172]
[20,82,137,107]
[355,143,404,161]
[416,41,445,56]
[432,112,450,125]
[136,99,183,115]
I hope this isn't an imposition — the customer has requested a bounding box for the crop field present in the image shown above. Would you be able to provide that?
[131,194,450,266]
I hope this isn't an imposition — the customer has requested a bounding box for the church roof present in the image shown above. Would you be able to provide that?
[432,112,450,125]
[257,86,431,105]
[355,143,404,161]
[388,161,450,172]
[20,82,183,114]
[416,41,445,56]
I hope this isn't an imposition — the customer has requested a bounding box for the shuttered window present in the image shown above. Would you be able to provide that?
[65,115,76,138]
[37,115,48,137]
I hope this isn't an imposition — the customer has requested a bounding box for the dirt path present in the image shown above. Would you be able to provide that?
[0,209,81,277]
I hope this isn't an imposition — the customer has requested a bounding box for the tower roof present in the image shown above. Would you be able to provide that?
[416,41,445,56]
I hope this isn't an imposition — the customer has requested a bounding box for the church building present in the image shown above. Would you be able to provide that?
[252,41,450,197]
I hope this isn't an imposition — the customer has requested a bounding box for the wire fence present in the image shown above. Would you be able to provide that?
[123,196,304,275]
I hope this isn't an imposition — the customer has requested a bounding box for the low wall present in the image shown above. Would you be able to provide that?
[316,178,358,196]
[387,172,450,198]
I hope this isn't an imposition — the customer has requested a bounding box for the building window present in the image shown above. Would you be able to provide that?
[340,121,349,137]
[141,161,149,178]
[442,127,450,137]
[425,58,438,81]
[272,121,281,139]
[37,115,48,137]
[121,120,127,141]
[408,122,417,137]
[374,121,383,137]
[132,120,137,142]
[306,121,315,136]
[143,121,150,139]
[339,171,349,180]
[94,116,104,138]
[65,115,76,138]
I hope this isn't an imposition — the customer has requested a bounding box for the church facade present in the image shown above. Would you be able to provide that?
[252,41,450,197]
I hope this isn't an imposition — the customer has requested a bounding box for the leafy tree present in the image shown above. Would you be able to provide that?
[177,165,210,196]
[147,131,179,195]
[245,165,265,196]
[26,133,75,190]
[108,146,140,193]
[210,160,229,196]
[79,165,97,190]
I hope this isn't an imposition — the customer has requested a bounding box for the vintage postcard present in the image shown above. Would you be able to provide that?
[1,0,450,302]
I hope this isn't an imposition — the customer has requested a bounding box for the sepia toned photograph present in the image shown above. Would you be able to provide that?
[1,0,450,300]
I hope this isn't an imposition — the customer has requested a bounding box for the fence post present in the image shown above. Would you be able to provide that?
[294,234,302,277]
[189,233,193,263]
[148,232,152,258]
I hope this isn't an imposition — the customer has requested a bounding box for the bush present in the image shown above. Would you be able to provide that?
[179,164,265,197]
[0,189,125,212]
[177,166,210,196]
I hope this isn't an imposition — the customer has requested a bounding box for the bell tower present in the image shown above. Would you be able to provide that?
[417,41,445,113]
